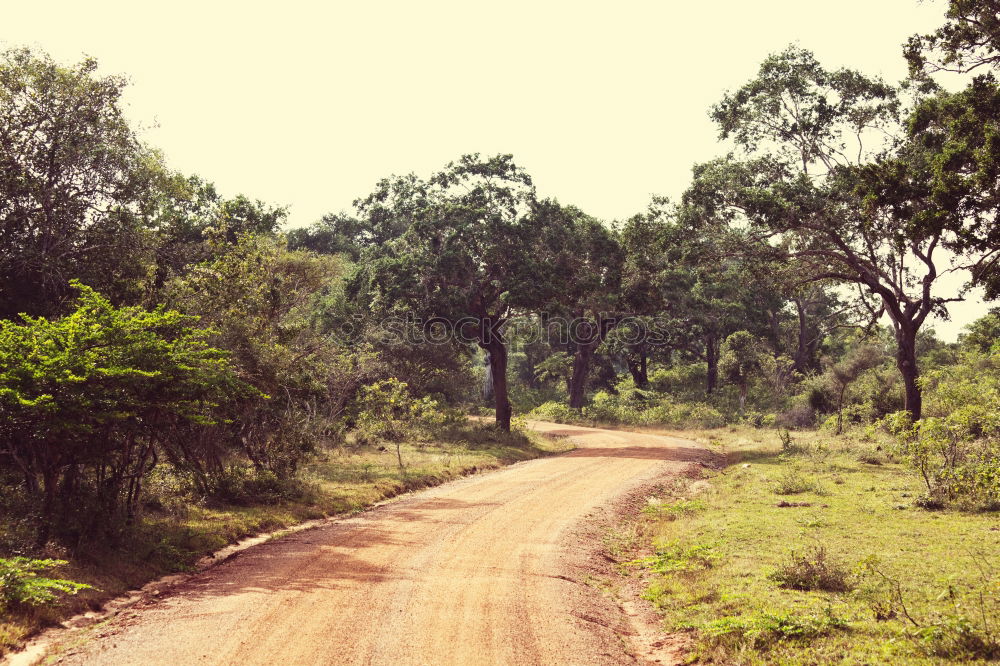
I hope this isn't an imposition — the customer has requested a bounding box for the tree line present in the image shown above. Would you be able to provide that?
[3,0,1000,548]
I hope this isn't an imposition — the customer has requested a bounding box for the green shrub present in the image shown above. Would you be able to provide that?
[0,558,92,611]
[694,609,849,651]
[633,541,719,574]
[773,469,821,495]
[648,363,708,400]
[529,401,588,425]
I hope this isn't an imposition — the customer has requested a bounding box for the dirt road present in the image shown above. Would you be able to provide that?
[51,422,707,665]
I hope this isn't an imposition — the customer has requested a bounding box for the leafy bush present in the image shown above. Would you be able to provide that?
[0,283,249,543]
[633,541,719,574]
[354,378,459,466]
[694,609,849,651]
[769,544,853,592]
[880,357,1000,509]
[648,363,708,401]
[528,400,588,425]
[0,558,91,611]
[773,469,821,495]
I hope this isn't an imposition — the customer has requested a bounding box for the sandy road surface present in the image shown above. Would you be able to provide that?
[52,422,706,666]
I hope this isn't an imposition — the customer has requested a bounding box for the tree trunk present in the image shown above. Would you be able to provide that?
[895,324,922,420]
[738,383,747,413]
[706,333,719,394]
[627,349,649,388]
[569,344,593,409]
[36,466,58,548]
[792,299,812,375]
[485,338,512,431]
[836,384,847,435]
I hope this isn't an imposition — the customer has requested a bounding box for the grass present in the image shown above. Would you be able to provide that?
[622,426,1000,665]
[0,423,570,657]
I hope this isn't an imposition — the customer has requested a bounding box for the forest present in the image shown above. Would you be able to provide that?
[1,1,1000,663]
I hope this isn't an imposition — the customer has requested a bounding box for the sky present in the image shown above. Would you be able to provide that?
[3,0,991,339]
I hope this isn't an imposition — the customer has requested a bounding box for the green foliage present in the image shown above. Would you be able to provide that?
[879,351,1000,510]
[961,309,1000,353]
[355,378,454,443]
[0,282,246,539]
[0,47,159,318]
[773,469,822,495]
[0,558,91,611]
[527,395,727,430]
[354,378,458,467]
[694,609,850,652]
[634,542,719,574]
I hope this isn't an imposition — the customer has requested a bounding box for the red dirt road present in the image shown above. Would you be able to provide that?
[52,422,706,665]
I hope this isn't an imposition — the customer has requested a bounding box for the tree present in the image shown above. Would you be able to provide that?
[540,203,623,408]
[351,154,556,431]
[719,331,768,412]
[163,234,357,477]
[0,48,158,318]
[685,46,979,419]
[286,212,367,260]
[149,172,287,288]
[828,344,884,434]
[906,0,1000,76]
[962,308,1000,352]
[0,283,244,544]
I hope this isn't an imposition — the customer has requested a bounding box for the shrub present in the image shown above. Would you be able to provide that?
[0,558,92,611]
[883,404,1000,510]
[769,545,853,592]
[354,378,458,466]
[694,609,849,651]
[633,542,719,574]
[0,282,250,543]
[529,401,588,425]
[648,363,707,400]
[773,469,821,495]
[210,465,304,506]
[776,404,817,429]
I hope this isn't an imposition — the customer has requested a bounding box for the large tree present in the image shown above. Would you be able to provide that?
[684,46,983,419]
[906,0,1000,76]
[0,48,158,318]
[351,154,557,431]
[540,203,623,408]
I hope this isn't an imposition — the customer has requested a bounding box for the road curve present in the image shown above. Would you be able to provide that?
[55,422,706,666]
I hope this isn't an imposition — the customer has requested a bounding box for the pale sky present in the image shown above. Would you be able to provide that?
[3,0,991,339]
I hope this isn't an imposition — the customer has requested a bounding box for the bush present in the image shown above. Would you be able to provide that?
[529,401,588,425]
[0,282,249,543]
[776,404,817,429]
[648,363,708,400]
[773,469,821,495]
[769,545,853,592]
[694,609,849,651]
[0,558,91,611]
[210,465,305,506]
[883,403,1000,510]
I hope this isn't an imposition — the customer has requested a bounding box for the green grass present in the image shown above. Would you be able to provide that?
[629,426,1000,665]
[0,423,570,656]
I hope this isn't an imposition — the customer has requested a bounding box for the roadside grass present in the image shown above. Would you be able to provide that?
[0,423,570,656]
[627,426,1000,665]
